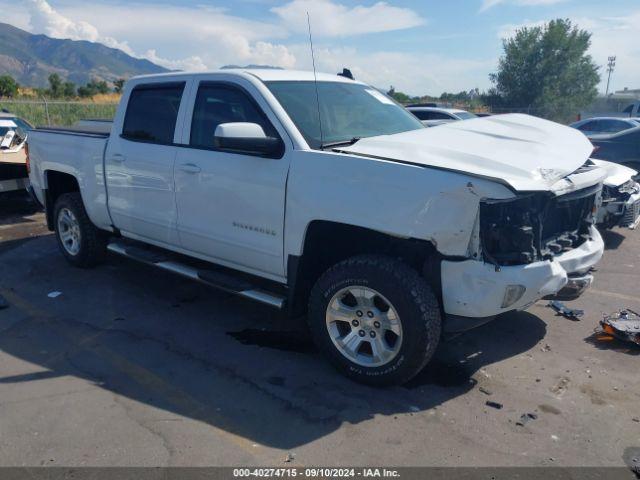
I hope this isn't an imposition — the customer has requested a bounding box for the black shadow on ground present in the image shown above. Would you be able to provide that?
[584,332,640,356]
[0,242,547,450]
[601,229,626,251]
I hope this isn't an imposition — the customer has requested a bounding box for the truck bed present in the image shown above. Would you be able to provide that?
[27,126,111,227]
[34,126,110,138]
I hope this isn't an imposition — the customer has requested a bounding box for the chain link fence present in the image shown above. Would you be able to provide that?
[0,99,117,127]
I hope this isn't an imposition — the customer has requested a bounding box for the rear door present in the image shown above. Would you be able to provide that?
[174,79,291,280]
[105,81,189,245]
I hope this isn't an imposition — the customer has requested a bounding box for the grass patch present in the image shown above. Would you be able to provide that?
[0,99,117,127]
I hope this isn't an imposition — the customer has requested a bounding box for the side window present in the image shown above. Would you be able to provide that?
[577,121,596,131]
[609,120,633,132]
[13,118,33,131]
[122,82,185,144]
[412,111,430,121]
[429,111,454,120]
[623,104,634,113]
[190,84,277,149]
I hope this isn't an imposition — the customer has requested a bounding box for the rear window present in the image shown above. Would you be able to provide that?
[122,82,185,144]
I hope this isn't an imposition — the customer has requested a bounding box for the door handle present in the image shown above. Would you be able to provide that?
[111,154,126,163]
[179,163,201,174]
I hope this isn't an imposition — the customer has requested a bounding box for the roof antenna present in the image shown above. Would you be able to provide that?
[307,11,324,148]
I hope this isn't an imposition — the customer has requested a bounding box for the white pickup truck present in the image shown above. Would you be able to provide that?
[27,69,607,385]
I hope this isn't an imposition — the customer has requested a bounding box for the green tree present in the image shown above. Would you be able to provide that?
[63,81,76,97]
[113,78,125,93]
[78,79,110,97]
[489,19,600,122]
[387,87,413,104]
[0,75,19,97]
[94,80,109,94]
[48,73,64,97]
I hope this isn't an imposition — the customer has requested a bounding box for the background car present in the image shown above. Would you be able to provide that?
[0,120,27,153]
[407,106,477,127]
[591,127,640,179]
[571,117,640,136]
[0,112,34,132]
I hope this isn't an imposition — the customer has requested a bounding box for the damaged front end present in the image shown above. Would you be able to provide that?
[480,184,600,266]
[597,180,640,230]
[479,183,601,300]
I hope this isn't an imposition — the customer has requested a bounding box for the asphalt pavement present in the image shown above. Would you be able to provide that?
[0,192,639,468]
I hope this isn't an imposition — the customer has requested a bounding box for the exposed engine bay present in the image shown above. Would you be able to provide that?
[480,184,600,266]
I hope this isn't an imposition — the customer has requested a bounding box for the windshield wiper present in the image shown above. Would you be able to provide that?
[321,137,361,150]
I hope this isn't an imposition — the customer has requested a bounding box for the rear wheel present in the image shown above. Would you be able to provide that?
[308,255,442,386]
[54,192,107,268]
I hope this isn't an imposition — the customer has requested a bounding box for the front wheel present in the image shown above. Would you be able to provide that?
[308,255,442,386]
[54,192,107,268]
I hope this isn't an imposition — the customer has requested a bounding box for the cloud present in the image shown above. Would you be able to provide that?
[289,44,494,95]
[272,0,424,37]
[22,0,297,72]
[142,50,208,72]
[497,19,548,38]
[497,14,640,92]
[481,0,567,13]
[25,0,134,55]
[15,0,486,95]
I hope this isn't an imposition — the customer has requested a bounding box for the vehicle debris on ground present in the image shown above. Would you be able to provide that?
[516,413,538,426]
[599,309,640,346]
[547,301,584,321]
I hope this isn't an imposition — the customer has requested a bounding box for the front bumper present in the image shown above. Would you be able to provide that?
[441,226,604,322]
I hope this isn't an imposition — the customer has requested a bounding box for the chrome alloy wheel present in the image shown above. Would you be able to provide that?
[57,207,81,256]
[325,286,403,367]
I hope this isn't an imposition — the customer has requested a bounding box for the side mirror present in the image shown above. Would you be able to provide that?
[214,122,283,157]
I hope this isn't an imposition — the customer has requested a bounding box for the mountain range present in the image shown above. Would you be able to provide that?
[0,22,168,87]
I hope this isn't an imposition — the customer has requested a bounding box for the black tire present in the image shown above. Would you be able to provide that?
[53,192,107,268]
[308,255,442,386]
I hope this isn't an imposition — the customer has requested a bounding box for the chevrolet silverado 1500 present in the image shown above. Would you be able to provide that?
[27,69,607,385]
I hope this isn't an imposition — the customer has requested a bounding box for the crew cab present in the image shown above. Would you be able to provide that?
[27,69,606,386]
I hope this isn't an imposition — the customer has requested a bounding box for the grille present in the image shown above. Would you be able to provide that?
[541,186,598,242]
[481,185,599,266]
[621,198,640,228]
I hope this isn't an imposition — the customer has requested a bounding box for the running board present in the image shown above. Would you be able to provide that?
[106,242,285,310]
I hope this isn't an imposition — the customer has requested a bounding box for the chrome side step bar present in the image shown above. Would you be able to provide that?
[106,242,285,309]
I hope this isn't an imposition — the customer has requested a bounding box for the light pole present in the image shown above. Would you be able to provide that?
[605,56,616,96]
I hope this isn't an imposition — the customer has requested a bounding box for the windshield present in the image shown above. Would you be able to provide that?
[266,81,423,149]
[0,127,11,137]
[455,111,477,120]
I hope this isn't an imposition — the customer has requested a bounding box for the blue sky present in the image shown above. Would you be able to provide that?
[8,0,639,95]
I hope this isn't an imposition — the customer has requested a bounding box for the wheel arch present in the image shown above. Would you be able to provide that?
[43,170,80,230]
[286,220,441,317]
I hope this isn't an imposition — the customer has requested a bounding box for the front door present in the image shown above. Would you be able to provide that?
[174,81,290,279]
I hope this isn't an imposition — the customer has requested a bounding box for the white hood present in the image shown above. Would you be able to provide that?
[340,113,597,192]
[590,159,637,187]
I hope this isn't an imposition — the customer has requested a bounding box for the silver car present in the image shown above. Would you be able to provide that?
[407,106,477,127]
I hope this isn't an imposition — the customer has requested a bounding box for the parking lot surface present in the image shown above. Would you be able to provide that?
[0,193,639,467]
